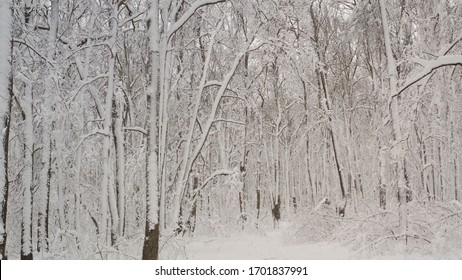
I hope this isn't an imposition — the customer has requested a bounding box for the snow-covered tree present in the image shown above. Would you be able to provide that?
[0,0,13,261]
[1,0,461,260]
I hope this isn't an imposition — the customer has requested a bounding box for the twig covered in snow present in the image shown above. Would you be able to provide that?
[397,55,462,95]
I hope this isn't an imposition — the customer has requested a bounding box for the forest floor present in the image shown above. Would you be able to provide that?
[8,203,461,260]
[163,212,462,260]
[180,221,350,260]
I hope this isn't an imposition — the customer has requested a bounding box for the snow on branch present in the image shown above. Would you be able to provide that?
[67,74,109,104]
[439,34,462,56]
[123,126,147,135]
[167,0,226,40]
[74,129,110,152]
[212,118,246,126]
[397,55,462,95]
[13,38,55,67]
[195,169,235,194]
[118,9,148,28]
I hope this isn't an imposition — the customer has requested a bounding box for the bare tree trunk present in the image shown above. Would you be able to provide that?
[284,146,291,216]
[38,0,58,254]
[309,2,346,210]
[379,147,387,210]
[174,41,251,230]
[239,105,249,225]
[143,0,161,260]
[452,122,458,201]
[380,0,407,235]
[173,19,223,229]
[114,88,125,237]
[75,147,81,248]
[0,0,13,260]
[100,5,119,252]
[56,130,66,231]
[21,86,34,260]
[455,158,459,201]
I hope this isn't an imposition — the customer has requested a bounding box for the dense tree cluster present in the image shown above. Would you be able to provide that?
[0,0,461,259]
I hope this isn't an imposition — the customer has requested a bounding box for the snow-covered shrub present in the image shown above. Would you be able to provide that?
[284,199,340,244]
[332,200,462,259]
[283,197,462,259]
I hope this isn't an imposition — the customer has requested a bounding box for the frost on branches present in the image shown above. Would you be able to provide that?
[1,0,462,260]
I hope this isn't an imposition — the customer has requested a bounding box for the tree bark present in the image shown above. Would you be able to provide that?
[143,0,161,260]
[309,2,346,207]
[20,86,34,260]
[100,5,119,251]
[0,0,13,260]
[380,0,407,234]
[38,0,58,254]
[113,87,125,237]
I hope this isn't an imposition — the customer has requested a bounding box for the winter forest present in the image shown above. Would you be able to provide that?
[0,0,462,260]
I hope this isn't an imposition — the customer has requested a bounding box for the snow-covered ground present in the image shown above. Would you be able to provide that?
[161,219,462,260]
[178,221,350,259]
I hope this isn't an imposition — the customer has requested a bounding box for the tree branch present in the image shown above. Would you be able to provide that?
[397,55,462,96]
[13,38,55,67]
[123,126,147,135]
[195,169,235,194]
[167,0,226,40]
[212,118,246,126]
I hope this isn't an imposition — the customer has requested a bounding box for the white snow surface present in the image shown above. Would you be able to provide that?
[159,219,462,260]
[175,221,350,260]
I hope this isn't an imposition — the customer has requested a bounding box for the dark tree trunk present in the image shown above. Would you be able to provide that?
[432,164,436,201]
[142,223,159,260]
[271,196,281,228]
[0,74,12,260]
[455,158,458,201]
[379,184,386,210]
[37,141,52,253]
[310,2,346,205]
[190,176,198,233]
[20,252,33,260]
[330,130,346,199]
[357,174,364,199]
[20,219,33,260]
[422,142,431,201]
[238,192,244,221]
[256,149,261,223]
[256,189,261,220]
[45,146,52,250]
[306,138,315,206]
[404,159,412,202]
[438,144,443,201]
[239,106,249,224]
